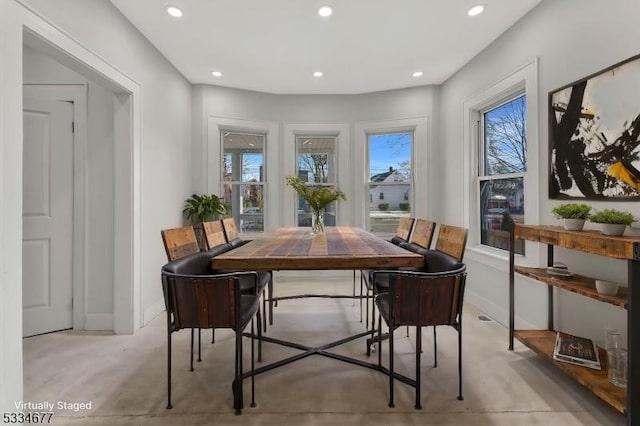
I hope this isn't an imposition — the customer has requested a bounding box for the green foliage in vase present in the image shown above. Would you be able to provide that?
[183,193,227,224]
[589,208,635,225]
[551,203,592,219]
[285,176,346,211]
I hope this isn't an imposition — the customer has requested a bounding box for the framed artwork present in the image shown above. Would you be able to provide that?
[549,54,640,199]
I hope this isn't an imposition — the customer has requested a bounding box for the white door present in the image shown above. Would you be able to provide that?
[22,99,74,337]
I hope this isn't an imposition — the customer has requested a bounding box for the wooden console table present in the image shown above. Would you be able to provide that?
[508,225,638,424]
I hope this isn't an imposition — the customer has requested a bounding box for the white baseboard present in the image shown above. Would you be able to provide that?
[143,298,166,326]
[466,290,536,330]
[84,313,114,331]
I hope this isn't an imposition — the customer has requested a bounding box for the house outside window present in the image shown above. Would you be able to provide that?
[222,131,265,232]
[479,95,526,254]
[367,132,412,233]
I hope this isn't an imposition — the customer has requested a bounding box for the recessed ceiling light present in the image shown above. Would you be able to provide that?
[166,6,183,18]
[467,5,485,16]
[412,71,423,77]
[212,71,222,77]
[313,71,323,77]
[318,6,333,17]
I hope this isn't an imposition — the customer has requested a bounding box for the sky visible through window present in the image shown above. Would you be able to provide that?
[369,132,412,179]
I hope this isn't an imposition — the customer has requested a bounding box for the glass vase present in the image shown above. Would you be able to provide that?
[311,209,325,234]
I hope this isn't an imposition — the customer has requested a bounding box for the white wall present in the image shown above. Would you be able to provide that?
[439,0,639,346]
[192,84,439,229]
[23,45,115,318]
[1,0,192,410]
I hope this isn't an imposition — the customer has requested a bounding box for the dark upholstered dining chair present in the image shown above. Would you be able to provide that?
[203,219,271,341]
[359,217,418,323]
[161,252,261,414]
[373,258,467,409]
[369,223,468,355]
[221,217,275,328]
[362,218,436,342]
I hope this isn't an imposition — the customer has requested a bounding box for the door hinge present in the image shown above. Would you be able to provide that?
[72,121,75,133]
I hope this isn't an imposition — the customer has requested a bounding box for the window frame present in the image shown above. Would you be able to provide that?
[462,58,540,268]
[221,130,267,233]
[366,130,414,236]
[294,134,339,227]
[478,95,527,254]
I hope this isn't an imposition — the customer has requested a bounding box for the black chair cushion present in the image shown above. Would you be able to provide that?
[228,238,251,249]
[390,236,407,246]
[372,249,463,293]
[162,251,215,275]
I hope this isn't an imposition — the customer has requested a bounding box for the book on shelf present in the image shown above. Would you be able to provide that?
[553,332,601,370]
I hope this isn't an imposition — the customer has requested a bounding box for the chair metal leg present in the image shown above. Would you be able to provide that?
[388,321,395,408]
[262,288,267,333]
[211,329,215,344]
[377,314,383,367]
[250,319,256,408]
[415,325,422,410]
[353,270,357,308]
[257,309,263,363]
[166,312,173,409]
[198,328,202,362]
[433,326,438,368]
[233,328,243,415]
[457,323,464,401]
[190,329,195,372]
[268,275,274,325]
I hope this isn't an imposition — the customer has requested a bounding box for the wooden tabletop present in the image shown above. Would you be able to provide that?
[211,227,424,271]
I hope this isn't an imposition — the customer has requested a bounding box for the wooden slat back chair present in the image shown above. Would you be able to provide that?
[434,224,468,262]
[359,218,417,323]
[222,217,247,248]
[221,217,273,330]
[406,219,436,250]
[162,254,261,414]
[390,217,415,245]
[373,263,467,409]
[202,220,227,250]
[161,226,199,261]
[365,218,436,339]
[162,225,213,368]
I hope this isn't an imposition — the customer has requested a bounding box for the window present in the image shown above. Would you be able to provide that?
[295,135,337,227]
[479,95,526,254]
[222,131,265,232]
[367,132,412,233]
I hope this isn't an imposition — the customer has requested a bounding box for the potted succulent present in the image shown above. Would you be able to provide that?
[183,193,227,248]
[551,203,592,231]
[589,208,635,236]
[285,176,346,234]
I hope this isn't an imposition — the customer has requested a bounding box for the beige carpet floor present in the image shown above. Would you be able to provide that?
[23,276,626,425]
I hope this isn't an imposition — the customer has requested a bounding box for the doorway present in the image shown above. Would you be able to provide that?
[21,26,141,335]
[22,84,87,336]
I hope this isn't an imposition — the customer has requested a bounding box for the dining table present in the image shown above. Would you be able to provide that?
[210,226,425,386]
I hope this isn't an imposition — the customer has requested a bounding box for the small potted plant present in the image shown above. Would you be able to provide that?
[183,193,227,248]
[588,208,635,236]
[551,203,592,231]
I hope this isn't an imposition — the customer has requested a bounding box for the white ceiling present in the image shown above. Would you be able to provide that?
[110,0,542,95]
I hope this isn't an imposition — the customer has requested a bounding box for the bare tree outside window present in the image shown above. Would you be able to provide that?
[480,95,526,253]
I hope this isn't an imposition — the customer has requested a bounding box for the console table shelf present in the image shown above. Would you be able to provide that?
[514,329,626,414]
[515,266,628,308]
[509,224,639,424]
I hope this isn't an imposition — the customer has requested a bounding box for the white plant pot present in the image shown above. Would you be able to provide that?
[600,223,627,236]
[562,218,585,231]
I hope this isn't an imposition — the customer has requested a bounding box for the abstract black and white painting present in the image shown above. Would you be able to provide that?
[549,54,640,199]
